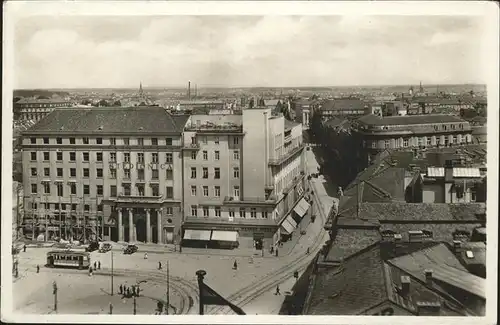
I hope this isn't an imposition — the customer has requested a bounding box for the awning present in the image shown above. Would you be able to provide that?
[293,198,311,218]
[280,216,297,235]
[183,229,212,241]
[211,231,238,242]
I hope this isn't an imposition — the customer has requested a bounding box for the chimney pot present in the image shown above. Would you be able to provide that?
[453,240,462,252]
[424,269,433,285]
[401,276,411,296]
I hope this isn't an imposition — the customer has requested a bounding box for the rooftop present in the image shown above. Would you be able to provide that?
[357,114,466,126]
[16,98,72,104]
[320,98,369,112]
[284,119,301,131]
[23,107,189,134]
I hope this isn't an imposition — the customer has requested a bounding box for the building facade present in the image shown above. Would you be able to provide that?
[181,107,308,250]
[353,114,473,165]
[21,107,189,244]
[15,98,74,122]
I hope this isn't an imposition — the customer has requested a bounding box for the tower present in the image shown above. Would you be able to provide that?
[139,82,144,96]
[419,81,424,94]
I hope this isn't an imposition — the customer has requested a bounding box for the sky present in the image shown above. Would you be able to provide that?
[13,15,487,89]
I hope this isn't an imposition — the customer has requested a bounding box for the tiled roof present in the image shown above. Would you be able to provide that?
[357,114,465,126]
[432,264,485,299]
[459,242,486,266]
[326,228,381,262]
[340,202,486,221]
[379,223,483,242]
[16,98,72,104]
[307,246,389,315]
[320,98,368,111]
[323,117,351,129]
[24,107,189,134]
[265,99,280,107]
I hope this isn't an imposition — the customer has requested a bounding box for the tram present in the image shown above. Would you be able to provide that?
[46,249,91,270]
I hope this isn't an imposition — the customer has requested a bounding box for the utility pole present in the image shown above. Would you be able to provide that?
[166,261,170,315]
[53,281,58,313]
[44,195,49,241]
[109,303,113,314]
[133,293,137,315]
[58,196,62,240]
[111,251,114,296]
[16,184,20,240]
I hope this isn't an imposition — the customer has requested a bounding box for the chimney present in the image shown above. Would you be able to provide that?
[393,233,403,243]
[453,240,462,253]
[424,269,433,286]
[188,81,191,101]
[416,301,441,316]
[408,230,423,243]
[401,276,411,296]
[444,159,454,183]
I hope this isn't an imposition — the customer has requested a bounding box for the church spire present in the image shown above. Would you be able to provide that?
[139,82,144,95]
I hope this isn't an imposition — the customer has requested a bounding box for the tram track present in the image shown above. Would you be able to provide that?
[209,178,330,315]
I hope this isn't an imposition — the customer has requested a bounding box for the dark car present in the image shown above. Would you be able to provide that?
[99,243,112,253]
[86,241,100,252]
[124,244,138,255]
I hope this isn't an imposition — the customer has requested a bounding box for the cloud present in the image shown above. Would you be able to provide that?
[13,15,485,88]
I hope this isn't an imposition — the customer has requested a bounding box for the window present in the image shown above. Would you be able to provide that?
[96,168,103,178]
[133,153,143,164]
[233,137,239,145]
[97,204,103,212]
[214,168,220,179]
[233,167,240,178]
[215,207,221,217]
[229,210,235,218]
[124,169,131,179]
[202,136,208,144]
[43,137,49,144]
[56,137,62,144]
[442,125,447,131]
[151,184,159,196]
[57,168,63,177]
[165,207,173,215]
[110,152,117,162]
[214,137,219,145]
[83,168,90,178]
[123,138,130,145]
[84,204,90,212]
[97,185,103,196]
[110,185,117,197]
[191,136,197,145]
[471,189,477,202]
[110,168,117,179]
[66,182,76,195]
[214,186,220,197]
[452,135,457,144]
[191,185,198,196]
[203,151,208,160]
[151,138,158,145]
[215,151,220,160]
[152,153,158,163]
[83,185,90,195]
[30,152,37,161]
[44,168,50,177]
[418,137,424,147]
[96,138,103,144]
[31,184,38,194]
[43,152,50,161]
[233,150,240,160]
[123,183,131,196]
[124,153,130,163]
[137,168,145,180]
[166,138,173,146]
[137,184,145,196]
[203,206,209,217]
[56,152,63,161]
[233,186,240,198]
[203,186,209,197]
[251,208,257,218]
[239,208,245,218]
[138,138,144,146]
[96,152,103,162]
[166,186,173,199]
[31,168,37,176]
[191,151,197,159]
[82,137,89,144]
[110,138,116,145]
[30,137,36,144]
[165,153,173,163]
[403,139,409,147]
[203,167,209,179]
[191,167,197,179]
[191,205,198,217]
[43,182,50,194]
[427,138,431,146]
[166,169,173,180]
[451,124,456,130]
[384,140,390,148]
[69,137,76,144]
[152,169,159,179]
[83,152,89,162]
[263,211,269,219]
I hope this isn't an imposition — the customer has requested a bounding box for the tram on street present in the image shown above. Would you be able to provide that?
[46,250,91,270]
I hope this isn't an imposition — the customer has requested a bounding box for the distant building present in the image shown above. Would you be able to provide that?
[314,98,370,120]
[14,98,74,122]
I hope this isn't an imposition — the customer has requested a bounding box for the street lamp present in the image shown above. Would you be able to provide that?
[133,280,147,315]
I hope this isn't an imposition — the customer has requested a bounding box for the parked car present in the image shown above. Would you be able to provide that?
[124,244,138,255]
[85,241,99,252]
[99,243,112,253]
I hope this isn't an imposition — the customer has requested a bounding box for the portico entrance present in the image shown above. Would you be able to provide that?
[116,207,163,244]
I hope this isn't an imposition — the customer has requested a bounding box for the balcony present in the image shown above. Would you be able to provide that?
[182,143,200,151]
[223,195,277,206]
[268,143,305,166]
[114,195,163,204]
[185,123,244,134]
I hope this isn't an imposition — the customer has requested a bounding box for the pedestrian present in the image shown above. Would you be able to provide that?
[88,267,92,277]
[36,265,40,273]
[233,260,238,270]
[275,285,281,295]
[270,246,274,254]
[136,287,140,297]
[119,284,123,294]
[306,247,310,255]
[94,261,97,270]
[127,287,131,297]
[144,252,148,259]
[132,286,136,296]
[275,248,279,257]
[98,261,101,269]
[23,244,26,253]
[158,261,162,270]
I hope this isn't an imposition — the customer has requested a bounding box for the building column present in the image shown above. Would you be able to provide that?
[117,208,123,242]
[128,208,133,243]
[157,209,162,244]
[145,209,152,243]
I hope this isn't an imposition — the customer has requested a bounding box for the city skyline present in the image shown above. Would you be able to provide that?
[14,15,486,89]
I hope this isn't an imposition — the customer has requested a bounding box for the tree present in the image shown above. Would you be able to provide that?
[37,95,50,100]
[113,100,122,106]
[98,99,109,107]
